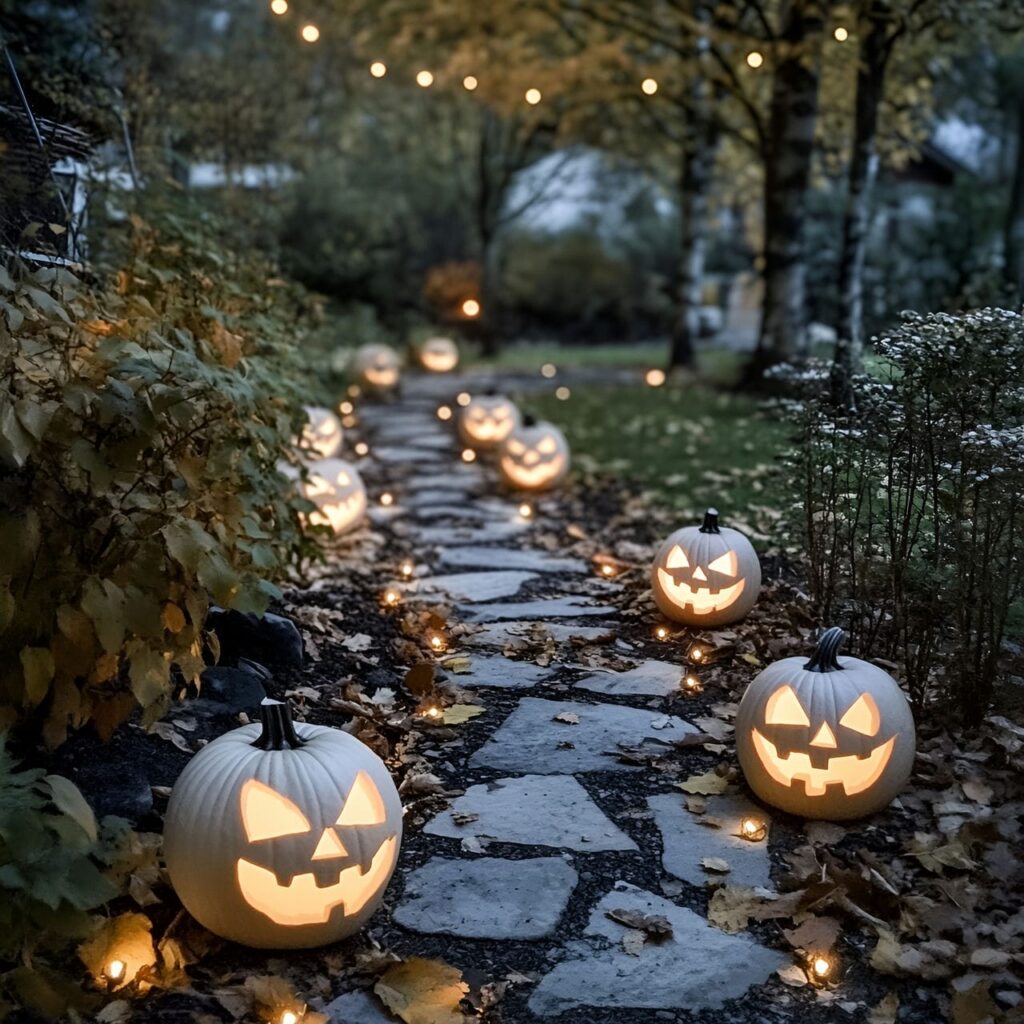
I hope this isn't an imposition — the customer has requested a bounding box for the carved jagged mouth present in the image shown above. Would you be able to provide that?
[311,492,365,533]
[751,729,896,797]
[471,422,512,442]
[422,354,457,372]
[500,456,562,488]
[656,571,745,615]
[236,836,397,926]
[365,368,397,386]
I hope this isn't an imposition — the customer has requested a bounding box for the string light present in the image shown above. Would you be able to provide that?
[339,401,354,415]
[641,77,658,95]
[833,26,848,41]
[280,1012,300,1024]
[461,448,477,463]
[421,705,442,719]
[518,503,533,519]
[601,564,615,576]
[690,644,704,662]
[341,414,357,428]
[400,560,415,577]
[457,392,472,407]
[379,492,394,507]
[300,23,320,42]
[416,70,434,87]
[462,298,481,317]
[746,51,764,68]
[437,404,453,421]
[383,588,401,607]
[681,674,703,695]
[463,75,478,91]
[525,88,542,105]
[270,0,288,14]
[348,384,361,397]
[555,386,571,400]
[106,959,126,982]
[810,954,834,982]
[740,817,767,842]
[645,368,666,387]
[429,632,447,653]
[354,441,369,457]
[541,363,557,378]
[655,625,669,640]
[370,61,387,77]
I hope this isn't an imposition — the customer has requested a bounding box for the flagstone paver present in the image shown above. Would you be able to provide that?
[466,620,617,648]
[415,570,538,602]
[647,792,775,890]
[393,856,578,939]
[324,990,394,1023]
[417,522,529,545]
[576,659,685,697]
[470,697,698,773]
[424,775,637,852]
[458,596,617,622]
[373,445,446,463]
[443,653,553,689]
[437,546,589,574]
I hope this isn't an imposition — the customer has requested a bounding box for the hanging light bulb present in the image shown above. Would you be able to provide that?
[641,77,658,95]
[370,61,387,77]
[463,75,478,91]
[416,70,434,87]
[525,88,542,105]
[300,23,320,42]
[746,51,764,68]
[270,0,288,14]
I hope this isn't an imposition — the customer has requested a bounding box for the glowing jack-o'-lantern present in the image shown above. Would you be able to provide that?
[352,344,401,393]
[417,336,459,373]
[165,699,402,948]
[458,391,521,450]
[650,508,760,626]
[735,627,916,820]
[498,417,570,491]
[301,406,343,460]
[300,458,366,534]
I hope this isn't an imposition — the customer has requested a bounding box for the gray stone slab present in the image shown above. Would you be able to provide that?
[648,793,774,890]
[425,775,637,852]
[470,697,698,774]
[445,653,553,689]
[417,571,537,602]
[576,659,683,698]
[405,489,476,508]
[418,521,528,545]
[410,504,505,523]
[437,546,589,574]
[528,884,787,1016]
[467,620,617,649]
[406,469,483,491]
[372,445,444,463]
[393,856,577,939]
[324,990,395,1023]
[458,597,617,622]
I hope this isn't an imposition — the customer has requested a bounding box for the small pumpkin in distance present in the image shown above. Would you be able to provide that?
[296,458,367,535]
[165,699,402,949]
[650,508,760,626]
[352,344,401,393]
[301,405,343,460]
[458,391,521,450]
[417,335,459,373]
[735,627,916,820]
[498,416,570,491]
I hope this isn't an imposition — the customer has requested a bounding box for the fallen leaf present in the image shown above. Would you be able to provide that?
[375,957,469,1024]
[702,857,731,874]
[782,916,841,953]
[677,771,729,795]
[554,711,580,724]
[442,704,484,726]
[867,993,899,1024]
[78,914,156,990]
[776,963,808,988]
[605,909,673,940]
[342,632,373,652]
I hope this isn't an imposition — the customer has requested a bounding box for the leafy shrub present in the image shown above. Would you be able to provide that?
[784,309,1024,721]
[0,208,315,745]
[423,260,481,322]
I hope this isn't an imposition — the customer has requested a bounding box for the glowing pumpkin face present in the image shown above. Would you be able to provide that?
[498,420,569,491]
[458,393,521,450]
[301,406,343,460]
[302,458,366,534]
[352,344,401,392]
[418,336,459,373]
[735,628,916,820]
[165,700,402,949]
[650,509,760,627]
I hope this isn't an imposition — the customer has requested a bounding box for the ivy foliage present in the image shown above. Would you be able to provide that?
[0,204,318,746]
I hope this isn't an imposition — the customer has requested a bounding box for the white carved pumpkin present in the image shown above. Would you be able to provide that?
[650,509,760,626]
[417,336,459,373]
[498,418,570,491]
[165,700,402,948]
[735,628,916,820]
[352,344,401,393]
[301,458,366,535]
[301,406,343,460]
[457,392,521,450]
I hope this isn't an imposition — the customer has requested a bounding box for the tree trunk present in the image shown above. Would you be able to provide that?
[1004,101,1024,294]
[832,3,895,404]
[749,0,824,382]
[476,109,506,357]
[669,104,719,370]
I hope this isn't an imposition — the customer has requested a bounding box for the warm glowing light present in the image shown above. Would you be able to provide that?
[833,26,848,41]
[339,401,354,415]
[301,23,320,42]
[281,1012,299,1024]
[691,645,704,661]
[811,955,833,979]
[456,391,472,407]
[354,442,369,457]
[525,88,542,105]
[655,626,669,640]
[555,386,571,400]
[437,404,453,421]
[341,415,357,429]
[380,492,394,507]
[106,959,126,981]
[463,75,478,91]
[348,384,361,397]
[370,61,387,77]
[541,363,557,378]
[461,448,477,463]
[383,589,401,607]
[682,674,703,694]
[270,0,288,14]
[746,51,764,68]
[645,368,666,387]
[641,77,658,95]
[518,503,533,519]
[400,560,414,577]
[462,298,481,317]
[740,817,767,842]
[416,70,434,88]
[422,705,442,719]
[600,563,615,577]
[429,633,447,652]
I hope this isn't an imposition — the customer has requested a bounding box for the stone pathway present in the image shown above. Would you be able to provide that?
[344,375,786,1023]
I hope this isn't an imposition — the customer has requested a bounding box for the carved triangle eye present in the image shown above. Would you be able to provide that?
[337,771,386,826]
[241,779,312,841]
[839,693,881,736]
[665,545,689,569]
[765,685,810,727]
[708,551,737,575]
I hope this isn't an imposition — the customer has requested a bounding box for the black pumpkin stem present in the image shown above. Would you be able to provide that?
[522,413,537,427]
[253,698,305,750]
[804,627,845,672]
[699,508,720,534]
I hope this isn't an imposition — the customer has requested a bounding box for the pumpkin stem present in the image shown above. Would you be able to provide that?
[804,627,845,672]
[252,698,305,750]
[522,413,537,427]
[699,508,720,534]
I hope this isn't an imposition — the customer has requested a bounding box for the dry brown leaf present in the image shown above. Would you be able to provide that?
[442,704,484,726]
[677,771,729,795]
[702,857,731,874]
[554,711,580,724]
[867,993,899,1024]
[782,916,842,953]
[605,908,673,940]
[374,957,469,1024]
[77,914,156,990]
